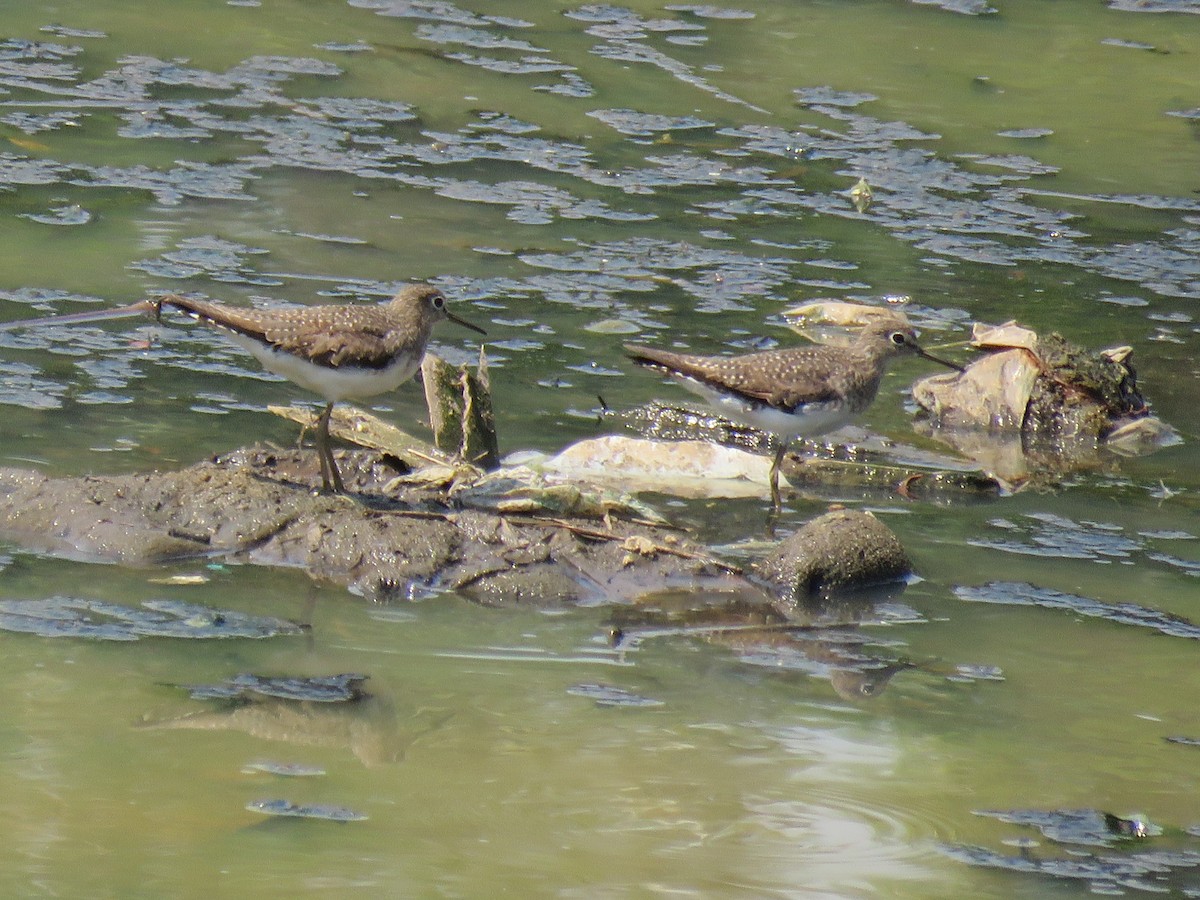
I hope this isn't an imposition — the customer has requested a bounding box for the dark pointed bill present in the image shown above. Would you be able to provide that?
[915,345,965,373]
[448,310,487,336]
[893,330,965,373]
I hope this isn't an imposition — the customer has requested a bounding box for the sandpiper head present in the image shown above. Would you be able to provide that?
[862,318,962,372]
[393,284,486,335]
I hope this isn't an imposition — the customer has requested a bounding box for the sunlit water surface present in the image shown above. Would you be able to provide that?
[2,1,1200,896]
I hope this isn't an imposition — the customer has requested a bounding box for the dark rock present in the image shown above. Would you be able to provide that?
[752,509,911,609]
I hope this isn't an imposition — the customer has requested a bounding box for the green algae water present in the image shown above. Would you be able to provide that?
[2,1,1200,896]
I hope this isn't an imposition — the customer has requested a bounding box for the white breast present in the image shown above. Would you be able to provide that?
[226,333,423,403]
[680,378,852,442]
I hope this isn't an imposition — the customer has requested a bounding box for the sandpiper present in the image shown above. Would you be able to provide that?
[625,317,962,507]
[158,284,486,493]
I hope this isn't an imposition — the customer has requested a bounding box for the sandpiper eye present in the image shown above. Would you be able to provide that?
[890,332,906,345]
[432,295,445,309]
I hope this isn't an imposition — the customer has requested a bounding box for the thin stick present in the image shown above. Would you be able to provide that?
[0,298,160,331]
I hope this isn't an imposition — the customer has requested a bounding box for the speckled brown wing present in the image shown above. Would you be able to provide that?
[626,343,843,411]
[707,348,848,411]
[161,297,399,369]
[257,306,400,369]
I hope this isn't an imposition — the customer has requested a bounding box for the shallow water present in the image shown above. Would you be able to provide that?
[3,1,1200,896]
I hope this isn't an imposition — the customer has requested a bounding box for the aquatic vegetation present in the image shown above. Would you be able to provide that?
[0,597,303,640]
[955,581,1200,639]
[566,682,665,707]
[178,673,369,702]
[246,798,368,822]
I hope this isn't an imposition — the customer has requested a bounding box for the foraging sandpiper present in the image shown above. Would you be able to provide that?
[159,284,485,493]
[626,317,962,507]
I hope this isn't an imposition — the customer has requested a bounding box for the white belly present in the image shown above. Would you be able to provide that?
[682,379,852,442]
[228,333,422,403]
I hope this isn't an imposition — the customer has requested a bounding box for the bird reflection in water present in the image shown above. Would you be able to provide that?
[607,584,918,701]
[139,674,450,767]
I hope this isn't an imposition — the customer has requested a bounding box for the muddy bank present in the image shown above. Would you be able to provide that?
[0,446,745,604]
[0,446,917,609]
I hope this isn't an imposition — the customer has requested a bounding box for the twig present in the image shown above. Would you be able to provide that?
[366,508,456,522]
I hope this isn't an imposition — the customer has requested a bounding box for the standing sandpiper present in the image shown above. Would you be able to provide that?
[159,284,486,494]
[625,317,962,507]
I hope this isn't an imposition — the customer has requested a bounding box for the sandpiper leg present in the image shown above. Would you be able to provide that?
[768,442,787,512]
[314,402,345,493]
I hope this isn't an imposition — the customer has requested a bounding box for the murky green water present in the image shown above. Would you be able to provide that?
[2,0,1200,896]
